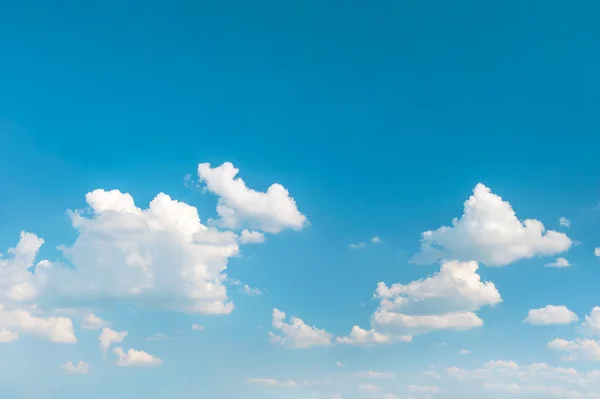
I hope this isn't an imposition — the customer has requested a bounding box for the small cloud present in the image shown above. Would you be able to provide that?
[544,257,571,268]
[192,324,204,331]
[459,349,471,355]
[246,378,299,387]
[114,347,162,367]
[559,217,571,228]
[62,361,89,374]
[241,285,263,297]
[371,236,381,243]
[183,174,200,190]
[81,313,109,330]
[348,242,366,249]
[336,361,344,367]
[595,247,600,257]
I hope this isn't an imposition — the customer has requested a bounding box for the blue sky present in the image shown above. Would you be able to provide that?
[1,1,600,398]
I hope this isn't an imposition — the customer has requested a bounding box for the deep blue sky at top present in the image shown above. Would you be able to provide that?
[1,0,600,381]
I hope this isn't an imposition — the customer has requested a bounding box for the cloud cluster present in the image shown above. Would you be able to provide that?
[0,305,76,343]
[0,162,307,331]
[268,308,333,348]
[338,260,502,344]
[448,360,600,397]
[412,184,572,266]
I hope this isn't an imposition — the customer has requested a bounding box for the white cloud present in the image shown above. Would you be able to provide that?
[484,360,519,370]
[449,360,600,397]
[99,327,127,355]
[355,371,395,378]
[595,248,600,257]
[62,361,89,374]
[336,326,404,346]
[0,305,76,343]
[339,261,501,345]
[412,184,572,266]
[2,164,304,318]
[544,257,571,268]
[460,349,471,355]
[348,242,366,249]
[12,189,249,315]
[524,305,578,325]
[246,378,300,388]
[582,307,600,335]
[0,231,45,302]
[371,237,381,243]
[197,162,307,233]
[559,217,571,228]
[114,347,162,366]
[81,313,108,330]
[268,308,332,348]
[246,378,299,387]
[191,324,204,331]
[372,310,484,333]
[548,338,600,361]
[0,327,19,342]
[336,361,344,368]
[408,385,441,394]
[241,285,262,297]
[239,229,266,244]
[377,260,502,312]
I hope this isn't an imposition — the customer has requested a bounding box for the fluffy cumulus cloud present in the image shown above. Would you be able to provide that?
[548,338,600,361]
[113,347,162,367]
[595,248,600,257]
[99,327,128,355]
[197,162,307,233]
[448,359,600,397]
[81,313,109,330]
[336,326,403,345]
[0,327,19,343]
[544,257,571,268]
[412,184,572,266]
[582,307,600,336]
[268,308,333,348]
[339,260,501,344]
[524,305,579,325]
[0,305,76,343]
[0,162,306,323]
[0,231,45,303]
[62,361,89,374]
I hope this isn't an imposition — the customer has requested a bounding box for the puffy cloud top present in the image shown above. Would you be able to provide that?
[412,184,572,266]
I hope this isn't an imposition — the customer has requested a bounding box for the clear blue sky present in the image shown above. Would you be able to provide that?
[1,1,600,398]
